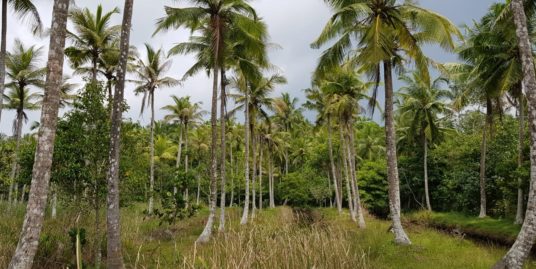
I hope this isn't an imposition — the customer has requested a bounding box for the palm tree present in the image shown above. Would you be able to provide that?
[133,44,179,215]
[163,95,205,173]
[3,40,44,203]
[494,0,536,267]
[0,0,42,124]
[8,1,69,268]
[155,0,264,243]
[453,13,519,217]
[272,93,302,175]
[105,1,133,267]
[231,73,286,223]
[397,72,450,211]
[65,5,120,82]
[320,65,370,228]
[313,0,461,245]
[304,86,343,213]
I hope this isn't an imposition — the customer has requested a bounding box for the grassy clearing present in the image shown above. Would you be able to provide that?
[1,202,535,268]
[406,210,521,245]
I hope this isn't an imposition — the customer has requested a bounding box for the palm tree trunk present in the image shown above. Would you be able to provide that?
[229,143,234,207]
[340,128,355,220]
[240,83,251,225]
[479,117,488,218]
[515,95,525,224]
[218,69,227,232]
[348,123,365,228]
[327,117,342,214]
[197,17,221,242]
[9,111,23,204]
[148,92,155,215]
[259,143,263,210]
[176,124,183,169]
[0,0,7,123]
[104,1,133,267]
[51,184,57,219]
[185,122,189,172]
[384,59,411,245]
[251,131,257,218]
[8,1,70,267]
[494,1,536,267]
[424,137,432,211]
[269,149,275,208]
[184,122,189,202]
[92,54,98,83]
[94,182,101,269]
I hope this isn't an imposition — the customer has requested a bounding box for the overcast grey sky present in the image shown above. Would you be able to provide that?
[0,0,499,135]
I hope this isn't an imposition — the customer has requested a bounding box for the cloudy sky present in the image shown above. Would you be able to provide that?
[0,0,498,135]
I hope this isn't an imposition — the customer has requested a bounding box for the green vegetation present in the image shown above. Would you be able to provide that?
[3,0,536,268]
[3,203,534,269]
[407,211,522,245]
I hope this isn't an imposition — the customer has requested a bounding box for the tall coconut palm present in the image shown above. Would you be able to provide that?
[8,1,69,268]
[454,14,518,217]
[473,2,534,224]
[231,73,286,223]
[155,0,264,243]
[304,86,343,213]
[162,95,205,172]
[4,40,44,203]
[397,72,450,211]
[312,0,461,245]
[320,65,370,228]
[0,0,42,124]
[494,0,536,267]
[65,5,120,82]
[105,1,133,267]
[133,44,179,215]
[272,93,302,175]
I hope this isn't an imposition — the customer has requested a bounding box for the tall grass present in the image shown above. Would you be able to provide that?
[1,201,535,269]
[181,207,369,269]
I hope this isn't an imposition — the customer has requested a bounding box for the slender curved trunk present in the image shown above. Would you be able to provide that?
[184,122,189,202]
[105,1,133,267]
[0,0,6,123]
[384,60,411,245]
[251,131,257,218]
[340,128,355,220]
[176,124,183,169]
[516,95,525,224]
[51,185,57,219]
[9,111,23,204]
[8,1,70,267]
[185,122,189,172]
[269,149,275,208]
[197,15,221,243]
[148,92,155,215]
[229,144,234,207]
[479,117,488,218]
[218,69,227,232]
[424,137,431,211]
[240,83,251,225]
[258,143,263,210]
[327,117,342,214]
[348,123,365,228]
[494,1,536,267]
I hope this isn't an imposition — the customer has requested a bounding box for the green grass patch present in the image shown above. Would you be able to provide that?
[406,211,521,245]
